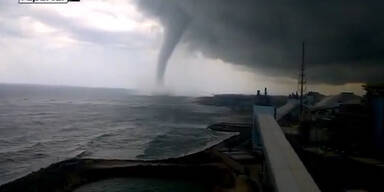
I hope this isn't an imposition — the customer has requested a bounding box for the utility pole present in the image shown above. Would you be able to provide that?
[299,41,305,116]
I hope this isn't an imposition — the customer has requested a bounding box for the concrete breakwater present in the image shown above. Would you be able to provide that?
[0,131,258,192]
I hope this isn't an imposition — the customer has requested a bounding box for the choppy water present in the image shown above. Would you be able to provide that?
[0,84,236,185]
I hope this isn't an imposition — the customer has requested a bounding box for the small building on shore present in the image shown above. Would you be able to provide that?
[310,92,362,121]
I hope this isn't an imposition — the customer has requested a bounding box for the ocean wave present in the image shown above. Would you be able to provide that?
[136,128,237,160]
[0,138,75,155]
[73,150,88,159]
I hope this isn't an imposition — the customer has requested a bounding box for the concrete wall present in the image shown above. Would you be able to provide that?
[253,105,321,192]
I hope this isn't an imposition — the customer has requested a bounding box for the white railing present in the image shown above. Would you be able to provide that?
[253,105,320,192]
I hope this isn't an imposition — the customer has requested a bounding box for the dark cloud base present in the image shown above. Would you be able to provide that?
[137,0,384,85]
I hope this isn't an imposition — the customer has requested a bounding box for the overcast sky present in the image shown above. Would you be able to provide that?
[1,0,381,96]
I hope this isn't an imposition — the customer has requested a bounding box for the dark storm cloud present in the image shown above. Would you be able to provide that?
[136,0,384,85]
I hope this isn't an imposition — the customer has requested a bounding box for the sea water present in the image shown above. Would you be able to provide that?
[0,84,236,185]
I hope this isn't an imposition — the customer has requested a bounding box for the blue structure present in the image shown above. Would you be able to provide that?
[372,97,384,151]
[364,84,384,152]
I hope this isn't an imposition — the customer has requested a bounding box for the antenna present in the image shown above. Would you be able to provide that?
[299,41,306,115]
